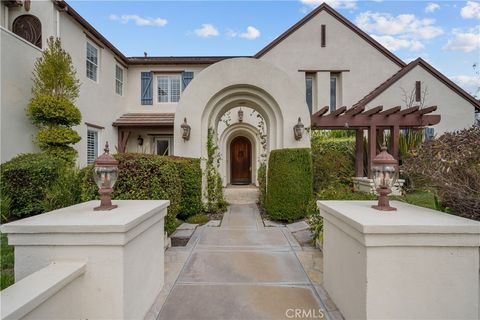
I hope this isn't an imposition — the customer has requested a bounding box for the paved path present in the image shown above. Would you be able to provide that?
[151,188,341,320]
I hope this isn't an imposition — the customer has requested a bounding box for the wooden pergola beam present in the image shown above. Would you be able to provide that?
[379,106,401,116]
[398,105,419,115]
[311,114,441,128]
[330,106,347,116]
[345,105,365,116]
[363,105,383,116]
[419,105,437,115]
[312,106,329,117]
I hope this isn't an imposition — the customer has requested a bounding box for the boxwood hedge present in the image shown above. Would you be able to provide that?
[265,148,313,222]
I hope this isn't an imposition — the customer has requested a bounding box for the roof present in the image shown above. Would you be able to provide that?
[354,58,480,111]
[112,113,175,127]
[254,3,406,68]
[126,56,246,65]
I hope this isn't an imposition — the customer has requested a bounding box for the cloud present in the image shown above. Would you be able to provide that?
[194,24,219,38]
[443,28,480,53]
[239,26,261,40]
[300,0,357,10]
[372,35,424,52]
[425,3,440,13]
[450,75,480,95]
[109,14,167,27]
[461,1,480,19]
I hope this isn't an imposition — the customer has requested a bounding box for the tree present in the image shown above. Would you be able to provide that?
[27,37,81,163]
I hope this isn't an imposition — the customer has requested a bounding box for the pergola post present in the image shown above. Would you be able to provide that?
[391,125,400,162]
[355,129,364,177]
[376,128,384,152]
[368,125,377,178]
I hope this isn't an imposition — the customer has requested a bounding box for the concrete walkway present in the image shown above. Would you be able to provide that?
[151,188,340,320]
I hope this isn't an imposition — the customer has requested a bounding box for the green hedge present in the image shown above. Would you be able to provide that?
[311,135,355,192]
[257,162,267,209]
[80,153,202,234]
[265,148,313,222]
[0,153,68,218]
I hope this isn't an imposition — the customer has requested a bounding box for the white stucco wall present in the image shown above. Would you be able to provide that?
[1,28,42,163]
[367,65,476,134]
[259,10,402,112]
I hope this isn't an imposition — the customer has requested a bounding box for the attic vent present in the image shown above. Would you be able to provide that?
[321,24,326,47]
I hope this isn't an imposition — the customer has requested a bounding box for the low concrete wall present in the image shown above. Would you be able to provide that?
[1,200,169,319]
[318,200,480,320]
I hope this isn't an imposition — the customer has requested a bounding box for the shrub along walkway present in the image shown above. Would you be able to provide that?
[151,188,341,320]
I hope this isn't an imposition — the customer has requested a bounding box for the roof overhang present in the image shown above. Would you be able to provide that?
[112,113,175,127]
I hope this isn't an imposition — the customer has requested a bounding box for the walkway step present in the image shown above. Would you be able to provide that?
[197,228,290,249]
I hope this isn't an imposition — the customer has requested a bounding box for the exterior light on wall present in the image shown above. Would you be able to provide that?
[371,144,398,211]
[137,135,144,146]
[293,117,304,140]
[93,142,118,211]
[181,117,191,141]
[238,108,244,122]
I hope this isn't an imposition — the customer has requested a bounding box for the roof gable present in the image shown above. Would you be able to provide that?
[254,3,406,68]
[354,58,480,111]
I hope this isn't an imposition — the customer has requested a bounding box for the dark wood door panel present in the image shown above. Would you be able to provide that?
[230,136,251,185]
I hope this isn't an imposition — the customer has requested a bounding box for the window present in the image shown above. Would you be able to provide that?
[86,42,98,81]
[182,72,194,91]
[321,24,326,47]
[141,72,153,105]
[157,75,181,103]
[424,127,435,140]
[330,75,337,111]
[305,74,314,114]
[87,129,99,164]
[115,65,123,95]
[415,81,421,102]
[12,15,42,48]
[154,136,173,155]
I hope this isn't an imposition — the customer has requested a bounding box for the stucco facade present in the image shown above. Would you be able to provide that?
[1,1,479,185]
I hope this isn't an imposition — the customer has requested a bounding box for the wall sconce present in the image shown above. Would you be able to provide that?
[238,108,244,122]
[93,142,118,211]
[137,135,144,146]
[181,117,191,141]
[371,144,398,211]
[293,117,304,141]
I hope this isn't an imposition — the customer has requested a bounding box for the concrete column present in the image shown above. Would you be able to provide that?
[318,200,480,320]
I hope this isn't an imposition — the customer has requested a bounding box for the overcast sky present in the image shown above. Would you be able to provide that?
[69,0,480,96]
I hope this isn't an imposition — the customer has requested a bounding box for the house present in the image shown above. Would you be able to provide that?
[2,0,479,186]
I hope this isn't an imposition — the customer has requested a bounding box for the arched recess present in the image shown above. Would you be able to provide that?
[12,14,42,48]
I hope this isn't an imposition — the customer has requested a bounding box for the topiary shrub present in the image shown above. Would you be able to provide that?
[257,162,267,209]
[402,126,480,220]
[311,133,355,192]
[0,153,68,218]
[266,148,313,222]
[27,95,81,126]
[172,157,202,219]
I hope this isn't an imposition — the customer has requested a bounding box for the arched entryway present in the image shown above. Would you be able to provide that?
[230,136,252,185]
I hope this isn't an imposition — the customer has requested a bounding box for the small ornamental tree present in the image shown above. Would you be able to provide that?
[27,37,81,163]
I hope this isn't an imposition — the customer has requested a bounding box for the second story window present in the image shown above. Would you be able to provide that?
[330,74,338,111]
[115,65,123,95]
[86,42,98,81]
[305,74,314,114]
[158,75,181,103]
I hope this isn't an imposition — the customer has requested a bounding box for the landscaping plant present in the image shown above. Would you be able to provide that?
[402,126,480,220]
[27,37,81,163]
[257,162,267,209]
[205,128,227,213]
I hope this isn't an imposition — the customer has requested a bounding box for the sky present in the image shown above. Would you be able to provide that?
[69,0,480,96]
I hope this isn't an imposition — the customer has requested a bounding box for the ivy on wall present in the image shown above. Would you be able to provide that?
[205,128,227,213]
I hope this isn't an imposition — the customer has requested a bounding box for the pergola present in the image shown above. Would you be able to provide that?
[310,105,441,177]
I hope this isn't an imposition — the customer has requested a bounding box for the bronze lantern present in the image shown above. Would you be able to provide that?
[238,108,244,122]
[93,142,118,211]
[371,144,398,211]
[293,117,304,141]
[181,118,191,141]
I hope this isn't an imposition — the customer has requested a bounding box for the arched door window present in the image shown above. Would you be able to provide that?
[12,14,42,48]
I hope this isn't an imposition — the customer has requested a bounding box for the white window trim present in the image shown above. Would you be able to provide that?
[86,41,99,83]
[115,64,124,96]
[153,136,174,155]
[86,126,101,164]
[156,74,181,104]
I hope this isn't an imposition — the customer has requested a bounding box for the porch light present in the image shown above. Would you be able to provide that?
[137,135,144,146]
[181,117,191,141]
[371,144,398,211]
[93,142,118,211]
[238,108,244,122]
[293,117,304,140]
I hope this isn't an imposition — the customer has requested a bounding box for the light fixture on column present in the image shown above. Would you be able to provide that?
[238,107,244,122]
[181,117,191,141]
[93,142,118,211]
[137,135,144,146]
[371,144,398,211]
[293,117,304,140]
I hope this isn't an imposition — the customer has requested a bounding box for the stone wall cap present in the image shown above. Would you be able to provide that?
[318,200,480,234]
[1,200,169,234]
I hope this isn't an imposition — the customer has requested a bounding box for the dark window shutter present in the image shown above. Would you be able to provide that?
[141,72,153,105]
[321,25,326,47]
[182,72,194,91]
[415,81,421,102]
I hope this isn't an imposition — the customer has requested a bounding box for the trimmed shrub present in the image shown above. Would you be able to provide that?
[266,148,313,222]
[28,95,81,126]
[257,162,267,208]
[311,133,355,192]
[172,157,202,219]
[402,126,480,220]
[0,153,67,218]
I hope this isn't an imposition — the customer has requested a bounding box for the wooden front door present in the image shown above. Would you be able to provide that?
[230,136,251,185]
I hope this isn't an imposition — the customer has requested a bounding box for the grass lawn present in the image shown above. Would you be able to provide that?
[1,233,14,290]
[392,191,438,210]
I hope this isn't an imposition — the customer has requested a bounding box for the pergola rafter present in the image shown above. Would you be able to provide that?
[311,105,441,177]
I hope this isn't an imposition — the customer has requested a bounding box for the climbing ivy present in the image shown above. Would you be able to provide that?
[205,128,227,213]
